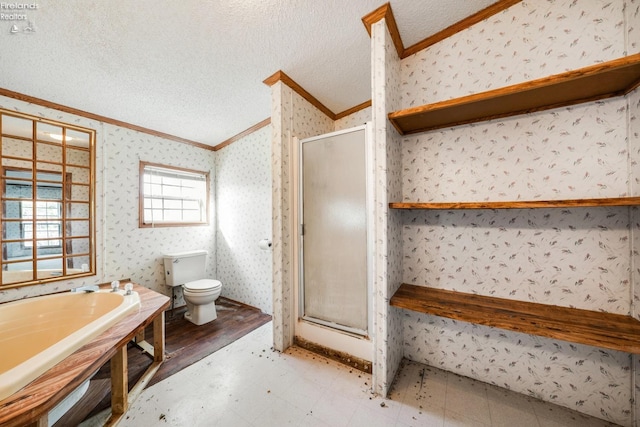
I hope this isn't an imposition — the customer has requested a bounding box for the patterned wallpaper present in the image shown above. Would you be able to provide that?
[215,125,272,313]
[401,0,626,110]
[0,96,216,307]
[394,0,637,425]
[270,80,335,351]
[401,97,629,202]
[401,310,633,423]
[371,19,404,397]
[627,0,639,55]
[101,123,216,305]
[334,106,371,131]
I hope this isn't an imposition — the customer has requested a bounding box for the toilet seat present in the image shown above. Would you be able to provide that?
[183,279,221,293]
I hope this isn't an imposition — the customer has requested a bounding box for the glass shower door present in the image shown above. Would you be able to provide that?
[299,126,369,335]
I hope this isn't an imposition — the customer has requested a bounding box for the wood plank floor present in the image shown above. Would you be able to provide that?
[55,297,271,426]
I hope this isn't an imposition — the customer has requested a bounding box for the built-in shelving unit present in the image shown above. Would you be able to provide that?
[388,53,640,135]
[389,196,640,210]
[390,284,640,354]
[388,55,640,355]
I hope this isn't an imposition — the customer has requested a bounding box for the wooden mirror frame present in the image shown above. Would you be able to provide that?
[0,109,96,288]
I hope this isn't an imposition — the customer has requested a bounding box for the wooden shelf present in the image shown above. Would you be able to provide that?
[389,196,640,210]
[388,53,640,135]
[390,283,640,354]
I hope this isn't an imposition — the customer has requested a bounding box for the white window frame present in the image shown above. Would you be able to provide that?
[21,200,63,248]
[139,162,210,227]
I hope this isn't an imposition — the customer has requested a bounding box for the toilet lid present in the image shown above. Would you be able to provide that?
[184,279,221,292]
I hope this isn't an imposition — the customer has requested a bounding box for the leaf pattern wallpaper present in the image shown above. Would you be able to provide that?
[2,0,640,425]
[215,125,272,313]
[270,81,335,351]
[389,0,640,425]
[0,96,216,307]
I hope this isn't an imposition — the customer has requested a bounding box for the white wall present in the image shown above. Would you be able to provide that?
[0,95,216,306]
[215,125,272,313]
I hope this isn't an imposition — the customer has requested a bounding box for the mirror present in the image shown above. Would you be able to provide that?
[1,109,95,288]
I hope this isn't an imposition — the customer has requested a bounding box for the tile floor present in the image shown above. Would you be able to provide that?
[82,322,619,427]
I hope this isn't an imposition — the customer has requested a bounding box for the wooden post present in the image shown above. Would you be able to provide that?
[153,311,165,363]
[110,345,128,415]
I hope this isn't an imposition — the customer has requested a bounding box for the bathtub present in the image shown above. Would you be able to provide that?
[0,288,141,401]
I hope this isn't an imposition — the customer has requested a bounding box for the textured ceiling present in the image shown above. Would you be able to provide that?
[0,0,497,146]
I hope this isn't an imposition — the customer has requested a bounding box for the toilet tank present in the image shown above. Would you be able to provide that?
[163,250,208,286]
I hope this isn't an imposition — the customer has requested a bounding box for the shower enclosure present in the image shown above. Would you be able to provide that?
[295,124,373,359]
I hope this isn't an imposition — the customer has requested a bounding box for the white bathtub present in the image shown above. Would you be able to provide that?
[0,288,141,401]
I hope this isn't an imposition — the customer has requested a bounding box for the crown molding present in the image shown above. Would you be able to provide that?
[362,1,522,60]
[361,3,403,58]
[213,118,271,151]
[403,0,522,58]
[263,70,336,119]
[0,87,214,151]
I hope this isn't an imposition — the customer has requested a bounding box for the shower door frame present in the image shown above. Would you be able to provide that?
[297,123,374,337]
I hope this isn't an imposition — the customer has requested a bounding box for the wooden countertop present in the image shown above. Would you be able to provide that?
[0,281,170,427]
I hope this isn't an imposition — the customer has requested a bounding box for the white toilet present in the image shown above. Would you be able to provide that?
[163,250,222,325]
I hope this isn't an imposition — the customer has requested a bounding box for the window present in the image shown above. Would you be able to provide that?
[139,162,209,227]
[21,201,63,248]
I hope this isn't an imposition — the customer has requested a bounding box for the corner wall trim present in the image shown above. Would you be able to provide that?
[263,70,336,120]
[213,118,271,151]
[334,100,372,120]
[0,87,215,151]
[361,3,403,58]
[361,1,522,60]
[263,71,372,122]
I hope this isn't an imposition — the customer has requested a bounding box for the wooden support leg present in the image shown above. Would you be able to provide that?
[110,345,128,416]
[153,310,165,363]
[106,311,166,426]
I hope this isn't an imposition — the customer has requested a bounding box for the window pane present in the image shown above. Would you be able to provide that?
[152,209,164,220]
[163,184,182,198]
[66,220,89,237]
[164,199,182,209]
[67,255,90,272]
[164,210,182,221]
[183,200,200,210]
[67,166,89,184]
[3,114,33,139]
[67,202,89,219]
[67,237,90,255]
[70,184,90,201]
[6,182,32,199]
[151,198,163,209]
[36,185,62,201]
[36,257,63,275]
[3,242,31,261]
[36,122,63,144]
[2,219,22,240]
[66,129,91,149]
[2,137,33,159]
[66,148,90,167]
[36,142,62,163]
